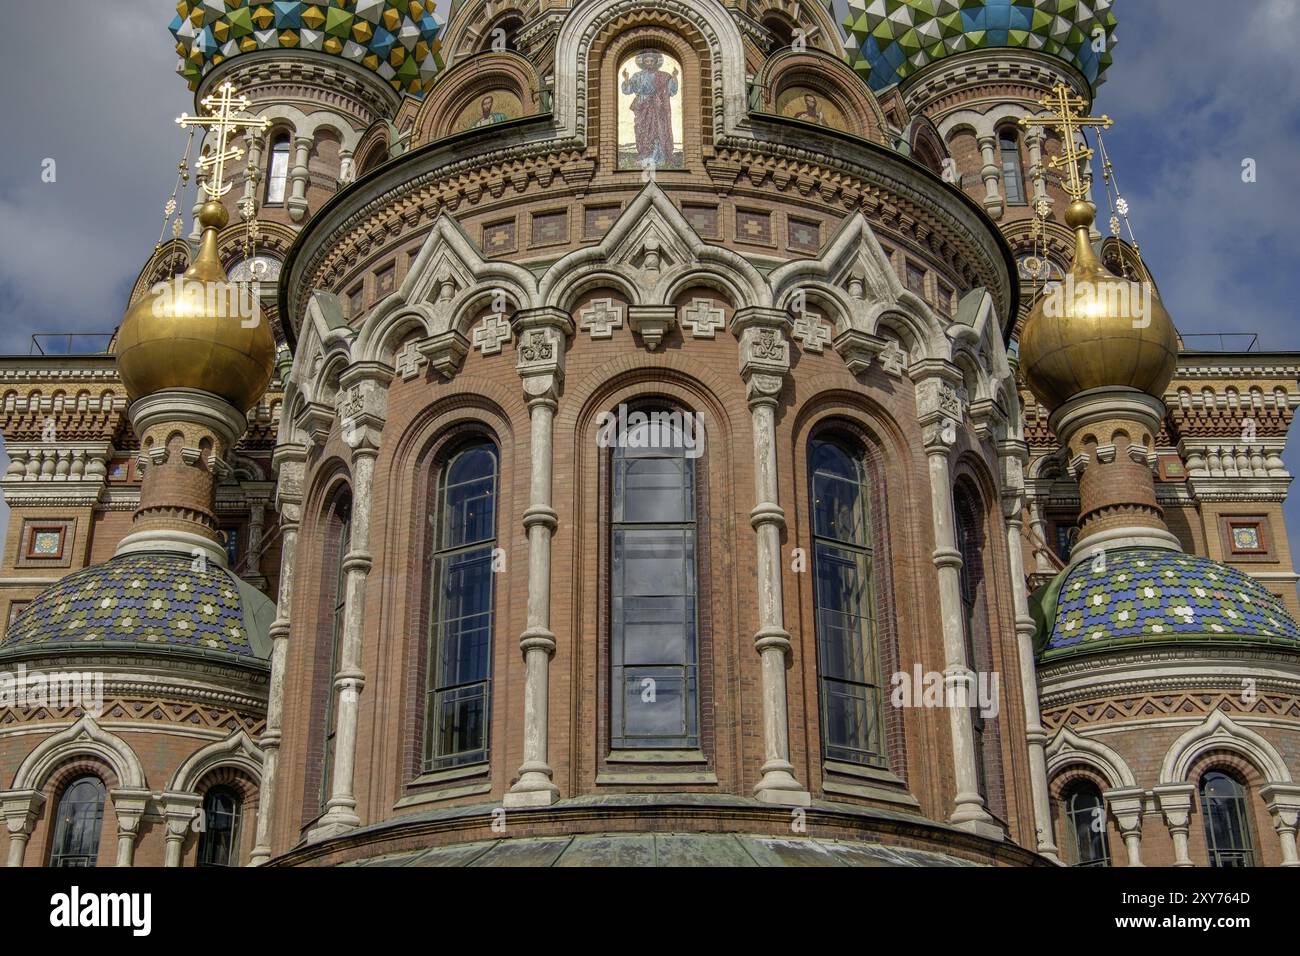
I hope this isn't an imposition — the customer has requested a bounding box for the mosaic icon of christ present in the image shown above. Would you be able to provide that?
[618,50,684,170]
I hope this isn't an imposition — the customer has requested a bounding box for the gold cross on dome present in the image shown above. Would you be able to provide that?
[177,81,271,201]
[1019,83,1113,201]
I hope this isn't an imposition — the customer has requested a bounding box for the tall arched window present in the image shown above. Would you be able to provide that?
[954,486,998,807]
[319,491,352,810]
[610,408,700,750]
[999,129,1025,205]
[1063,781,1111,867]
[809,436,884,766]
[197,786,243,867]
[426,440,499,769]
[48,776,106,867]
[265,132,291,205]
[1201,770,1256,867]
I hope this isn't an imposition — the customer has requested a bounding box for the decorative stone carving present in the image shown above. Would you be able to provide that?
[578,298,624,340]
[681,298,725,339]
[627,306,676,351]
[791,311,832,353]
[472,313,513,355]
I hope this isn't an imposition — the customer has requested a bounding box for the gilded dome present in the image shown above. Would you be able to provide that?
[1018,201,1179,412]
[116,202,277,412]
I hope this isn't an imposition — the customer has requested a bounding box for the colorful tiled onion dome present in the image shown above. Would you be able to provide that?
[835,0,1117,92]
[170,0,446,94]
[1033,548,1300,661]
[0,552,274,661]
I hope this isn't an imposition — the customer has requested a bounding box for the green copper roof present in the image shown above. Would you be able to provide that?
[2,552,274,661]
[833,0,1117,92]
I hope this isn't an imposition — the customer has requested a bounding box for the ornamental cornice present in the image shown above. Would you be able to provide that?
[901,49,1091,119]
[287,133,1014,331]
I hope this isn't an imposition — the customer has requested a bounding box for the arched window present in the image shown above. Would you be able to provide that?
[1063,781,1111,867]
[999,129,1026,205]
[1200,770,1256,867]
[954,486,998,808]
[610,408,700,750]
[809,436,884,766]
[48,776,106,867]
[319,491,352,810]
[426,440,499,769]
[264,132,291,205]
[197,786,243,867]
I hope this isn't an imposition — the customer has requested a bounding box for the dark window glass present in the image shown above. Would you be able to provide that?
[197,786,243,867]
[265,134,290,205]
[1065,783,1111,867]
[611,411,699,750]
[426,441,498,769]
[1201,771,1256,867]
[320,494,351,810]
[1000,130,1026,205]
[809,437,883,766]
[955,489,991,801]
[49,776,105,867]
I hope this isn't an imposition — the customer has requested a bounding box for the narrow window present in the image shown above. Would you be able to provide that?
[48,776,106,867]
[955,488,994,803]
[1000,130,1026,205]
[1064,782,1112,867]
[265,133,291,205]
[809,436,884,766]
[319,493,352,810]
[1201,770,1256,867]
[610,409,699,750]
[427,441,498,769]
[197,786,243,867]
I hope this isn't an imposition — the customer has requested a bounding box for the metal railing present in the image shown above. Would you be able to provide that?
[1180,332,1260,353]
[28,333,114,356]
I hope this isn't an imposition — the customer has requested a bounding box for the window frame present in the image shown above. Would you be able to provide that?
[196,785,243,867]
[999,128,1027,206]
[1200,769,1257,868]
[48,775,106,868]
[1063,780,1112,867]
[808,433,887,769]
[264,131,291,206]
[423,439,500,772]
[606,404,702,754]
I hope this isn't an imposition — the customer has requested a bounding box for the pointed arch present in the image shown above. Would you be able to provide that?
[1046,727,1138,791]
[12,716,146,792]
[167,731,264,794]
[1159,711,1291,785]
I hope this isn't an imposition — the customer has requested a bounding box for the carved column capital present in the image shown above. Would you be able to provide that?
[513,307,575,403]
[730,307,792,408]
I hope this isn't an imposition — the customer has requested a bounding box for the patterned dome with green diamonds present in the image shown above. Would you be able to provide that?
[170,0,445,94]
[834,0,1117,92]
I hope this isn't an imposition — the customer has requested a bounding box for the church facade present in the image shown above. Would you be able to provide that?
[1,0,1298,868]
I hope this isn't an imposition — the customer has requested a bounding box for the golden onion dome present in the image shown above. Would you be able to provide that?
[116,201,276,413]
[1019,200,1179,412]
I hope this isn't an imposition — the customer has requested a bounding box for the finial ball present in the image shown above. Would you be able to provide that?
[198,201,228,230]
[1065,200,1095,229]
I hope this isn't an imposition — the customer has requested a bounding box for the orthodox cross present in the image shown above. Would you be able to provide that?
[177,81,271,200]
[1019,83,1113,201]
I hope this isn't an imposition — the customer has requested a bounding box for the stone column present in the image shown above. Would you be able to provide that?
[977,134,1004,219]
[505,309,573,808]
[338,147,356,187]
[287,135,312,222]
[312,364,390,838]
[0,790,44,867]
[915,362,999,837]
[1027,498,1055,572]
[244,494,268,588]
[241,130,265,215]
[998,441,1059,860]
[1024,126,1050,210]
[1106,787,1146,866]
[111,789,151,867]
[250,445,306,863]
[1154,784,1196,866]
[160,792,203,867]
[730,307,809,806]
[1261,783,1300,867]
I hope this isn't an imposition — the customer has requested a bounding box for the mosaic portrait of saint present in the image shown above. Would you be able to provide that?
[617,49,684,170]
[776,87,847,131]
[455,91,523,133]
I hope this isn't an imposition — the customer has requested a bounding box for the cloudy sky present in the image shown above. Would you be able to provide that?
[1,1,1299,547]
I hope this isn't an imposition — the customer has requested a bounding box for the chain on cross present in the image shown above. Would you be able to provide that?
[177,81,271,201]
[1019,83,1113,201]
